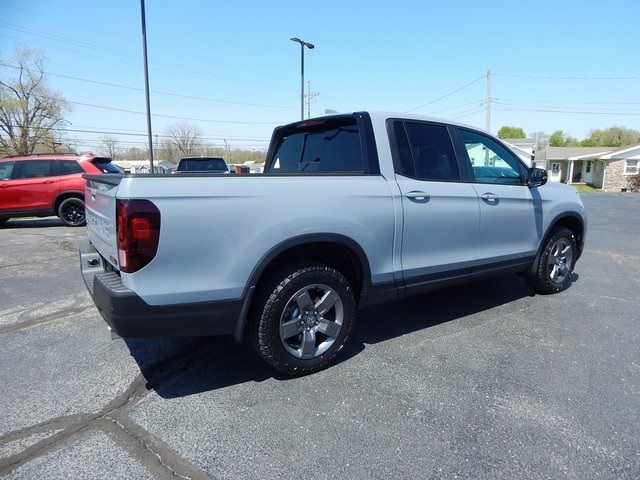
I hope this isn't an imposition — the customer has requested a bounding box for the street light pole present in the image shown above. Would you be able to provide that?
[290,37,314,121]
[140,0,154,173]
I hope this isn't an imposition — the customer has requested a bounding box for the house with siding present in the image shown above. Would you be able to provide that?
[534,145,640,191]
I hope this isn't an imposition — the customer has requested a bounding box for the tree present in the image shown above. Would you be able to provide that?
[0,46,71,155]
[532,131,549,151]
[165,122,203,157]
[549,130,579,147]
[101,135,120,159]
[497,126,526,139]
[580,126,640,147]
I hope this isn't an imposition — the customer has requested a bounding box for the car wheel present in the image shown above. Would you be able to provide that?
[251,263,356,376]
[527,226,577,294]
[58,197,86,227]
[0,217,9,224]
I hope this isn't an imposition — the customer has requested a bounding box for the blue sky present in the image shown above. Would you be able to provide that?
[1,0,639,153]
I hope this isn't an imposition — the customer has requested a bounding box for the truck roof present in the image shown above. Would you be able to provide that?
[277,111,489,136]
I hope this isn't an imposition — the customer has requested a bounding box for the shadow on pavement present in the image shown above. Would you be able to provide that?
[123,273,552,399]
[0,217,64,228]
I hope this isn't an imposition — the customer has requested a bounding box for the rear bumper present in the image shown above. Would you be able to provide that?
[79,242,244,338]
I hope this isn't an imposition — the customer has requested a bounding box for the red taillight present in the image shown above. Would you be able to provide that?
[116,199,161,273]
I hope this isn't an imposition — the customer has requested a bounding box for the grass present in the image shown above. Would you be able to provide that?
[571,184,601,193]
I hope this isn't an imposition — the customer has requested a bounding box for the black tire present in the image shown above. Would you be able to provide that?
[250,263,356,376]
[527,226,577,294]
[57,197,86,227]
[0,218,9,224]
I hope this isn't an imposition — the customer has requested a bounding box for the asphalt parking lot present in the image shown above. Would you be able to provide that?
[0,193,639,479]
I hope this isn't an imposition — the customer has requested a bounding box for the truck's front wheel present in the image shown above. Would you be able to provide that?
[251,264,356,376]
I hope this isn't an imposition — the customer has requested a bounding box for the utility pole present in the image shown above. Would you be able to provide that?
[140,0,154,173]
[305,81,320,119]
[485,69,491,133]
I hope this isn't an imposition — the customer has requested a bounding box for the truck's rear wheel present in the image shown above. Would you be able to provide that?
[527,226,577,294]
[58,197,86,227]
[251,264,356,376]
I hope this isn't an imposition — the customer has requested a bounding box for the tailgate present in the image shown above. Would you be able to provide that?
[84,174,122,269]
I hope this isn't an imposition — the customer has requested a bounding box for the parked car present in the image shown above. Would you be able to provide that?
[80,112,586,375]
[176,156,229,173]
[0,152,120,226]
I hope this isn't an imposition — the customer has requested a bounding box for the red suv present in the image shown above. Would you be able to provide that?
[0,152,121,227]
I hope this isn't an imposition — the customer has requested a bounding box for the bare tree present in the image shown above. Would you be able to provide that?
[0,46,71,155]
[532,131,549,152]
[101,134,120,159]
[165,122,203,157]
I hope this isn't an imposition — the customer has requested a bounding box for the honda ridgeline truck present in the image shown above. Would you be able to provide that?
[80,112,586,375]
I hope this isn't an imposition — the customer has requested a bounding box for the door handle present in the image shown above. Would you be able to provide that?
[480,192,498,201]
[406,191,430,201]
[0,184,9,188]
[44,180,54,184]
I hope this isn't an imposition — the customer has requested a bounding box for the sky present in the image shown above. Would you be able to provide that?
[1,0,639,154]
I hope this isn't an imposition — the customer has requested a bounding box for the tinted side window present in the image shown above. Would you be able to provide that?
[392,122,415,177]
[459,129,525,185]
[0,161,14,180]
[59,160,84,175]
[271,121,363,173]
[14,160,54,179]
[93,160,122,173]
[402,122,460,181]
[272,133,304,171]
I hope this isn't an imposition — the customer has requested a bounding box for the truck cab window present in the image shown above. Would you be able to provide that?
[393,121,460,181]
[459,129,525,185]
[271,120,364,173]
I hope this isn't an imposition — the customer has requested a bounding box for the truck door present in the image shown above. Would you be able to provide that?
[454,127,541,265]
[389,120,480,296]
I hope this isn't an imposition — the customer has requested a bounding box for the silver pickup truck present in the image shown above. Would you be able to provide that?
[80,111,586,375]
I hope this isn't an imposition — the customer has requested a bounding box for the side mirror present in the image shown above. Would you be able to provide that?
[527,167,547,188]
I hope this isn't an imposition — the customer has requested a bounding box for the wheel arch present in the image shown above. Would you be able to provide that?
[53,190,85,212]
[234,233,372,342]
[528,211,585,277]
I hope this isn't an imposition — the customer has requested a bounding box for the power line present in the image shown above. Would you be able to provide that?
[451,106,486,120]
[26,124,268,140]
[0,22,297,95]
[0,63,296,110]
[424,100,484,115]
[493,106,640,116]
[405,75,485,113]
[30,93,287,125]
[6,125,271,144]
[0,2,290,82]
[0,32,295,97]
[493,101,640,113]
[494,73,640,80]
[493,97,640,106]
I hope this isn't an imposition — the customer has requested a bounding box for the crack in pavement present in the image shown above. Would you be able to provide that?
[0,305,94,335]
[0,339,215,479]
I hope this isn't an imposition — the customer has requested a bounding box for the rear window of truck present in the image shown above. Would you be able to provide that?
[269,118,364,173]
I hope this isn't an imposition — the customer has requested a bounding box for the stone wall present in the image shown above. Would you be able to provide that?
[602,159,631,192]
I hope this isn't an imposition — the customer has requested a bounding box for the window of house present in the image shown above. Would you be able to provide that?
[586,161,591,173]
[624,160,638,175]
